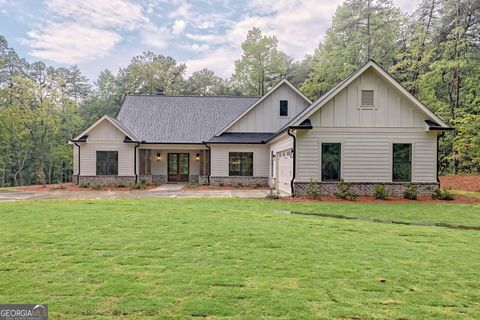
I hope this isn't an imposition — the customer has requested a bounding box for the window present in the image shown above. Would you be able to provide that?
[393,144,412,181]
[361,90,374,106]
[321,143,341,181]
[96,151,118,175]
[229,152,253,176]
[280,100,288,116]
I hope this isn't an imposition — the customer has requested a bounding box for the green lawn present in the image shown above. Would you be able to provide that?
[0,199,479,319]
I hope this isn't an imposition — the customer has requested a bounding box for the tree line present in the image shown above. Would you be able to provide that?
[0,0,479,186]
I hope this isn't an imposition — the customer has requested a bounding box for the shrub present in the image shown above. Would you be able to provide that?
[403,183,418,200]
[266,188,280,199]
[233,183,243,188]
[188,182,199,188]
[79,182,89,188]
[50,185,66,190]
[431,188,454,201]
[306,178,322,199]
[251,183,260,189]
[219,183,224,187]
[132,182,146,190]
[115,182,127,188]
[91,184,102,190]
[374,184,389,200]
[334,179,358,200]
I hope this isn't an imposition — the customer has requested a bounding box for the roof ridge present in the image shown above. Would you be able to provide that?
[126,94,261,98]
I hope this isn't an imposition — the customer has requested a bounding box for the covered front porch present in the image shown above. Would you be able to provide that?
[138,144,210,184]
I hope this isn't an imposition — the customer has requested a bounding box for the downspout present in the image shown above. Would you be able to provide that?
[134,142,141,184]
[203,142,211,184]
[74,143,81,185]
[287,129,296,196]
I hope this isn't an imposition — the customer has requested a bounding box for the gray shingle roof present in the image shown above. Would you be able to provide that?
[116,95,259,143]
[208,132,276,144]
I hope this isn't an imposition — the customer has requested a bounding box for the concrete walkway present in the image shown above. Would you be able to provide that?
[0,185,270,202]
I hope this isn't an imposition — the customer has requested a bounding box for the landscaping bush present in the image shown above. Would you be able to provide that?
[79,182,89,188]
[266,188,280,199]
[334,179,358,200]
[187,182,199,188]
[50,185,66,190]
[218,183,224,187]
[306,178,321,199]
[374,184,389,200]
[403,183,418,200]
[91,184,102,190]
[233,183,243,188]
[431,188,454,200]
[251,183,260,189]
[115,182,127,188]
[132,182,146,190]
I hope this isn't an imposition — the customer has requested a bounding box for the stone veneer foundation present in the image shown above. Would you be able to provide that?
[293,181,439,197]
[76,175,212,185]
[210,176,269,186]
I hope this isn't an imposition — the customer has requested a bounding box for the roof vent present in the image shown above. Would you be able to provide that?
[156,88,165,96]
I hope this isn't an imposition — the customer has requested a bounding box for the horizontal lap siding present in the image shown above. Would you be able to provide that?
[210,144,269,177]
[296,129,437,183]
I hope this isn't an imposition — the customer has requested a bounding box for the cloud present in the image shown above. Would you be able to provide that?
[180,43,210,53]
[172,19,186,36]
[21,23,121,64]
[140,22,170,49]
[184,46,239,77]
[45,0,145,30]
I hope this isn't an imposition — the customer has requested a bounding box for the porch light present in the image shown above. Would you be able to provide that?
[156,152,161,161]
[196,153,200,160]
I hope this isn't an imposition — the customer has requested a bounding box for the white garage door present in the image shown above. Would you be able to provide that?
[276,149,293,194]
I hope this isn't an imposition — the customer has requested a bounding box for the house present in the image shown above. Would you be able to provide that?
[70,61,451,196]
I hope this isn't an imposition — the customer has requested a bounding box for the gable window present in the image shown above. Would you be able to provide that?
[361,90,374,106]
[280,100,288,117]
[96,151,118,175]
[229,152,253,176]
[321,143,341,181]
[393,144,412,182]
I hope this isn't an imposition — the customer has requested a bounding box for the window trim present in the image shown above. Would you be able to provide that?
[392,143,412,182]
[96,151,118,176]
[229,152,254,177]
[321,143,341,182]
[279,100,288,117]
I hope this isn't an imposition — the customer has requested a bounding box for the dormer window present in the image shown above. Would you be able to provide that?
[280,100,288,117]
[361,90,374,107]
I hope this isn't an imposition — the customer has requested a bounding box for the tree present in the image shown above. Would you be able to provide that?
[232,28,290,96]
[118,51,186,96]
[301,0,403,99]
[184,68,228,95]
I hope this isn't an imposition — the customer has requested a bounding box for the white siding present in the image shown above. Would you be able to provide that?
[227,83,310,133]
[310,69,427,128]
[210,144,270,177]
[78,120,135,176]
[296,128,437,183]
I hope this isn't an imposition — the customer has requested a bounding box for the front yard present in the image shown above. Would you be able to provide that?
[0,199,479,319]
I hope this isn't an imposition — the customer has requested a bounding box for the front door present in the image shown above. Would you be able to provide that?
[168,153,189,182]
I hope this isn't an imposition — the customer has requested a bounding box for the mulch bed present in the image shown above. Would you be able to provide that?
[185,185,270,191]
[440,175,480,192]
[278,195,479,204]
[16,183,157,192]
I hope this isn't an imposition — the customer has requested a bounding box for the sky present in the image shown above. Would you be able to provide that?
[0,0,419,82]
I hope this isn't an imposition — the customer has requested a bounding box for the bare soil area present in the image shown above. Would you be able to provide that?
[15,183,157,192]
[440,175,480,192]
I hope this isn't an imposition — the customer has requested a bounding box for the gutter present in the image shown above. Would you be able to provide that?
[134,142,141,183]
[74,143,81,185]
[287,129,296,197]
[202,142,211,184]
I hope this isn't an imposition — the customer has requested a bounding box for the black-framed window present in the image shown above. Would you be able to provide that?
[96,151,118,175]
[393,144,412,181]
[229,152,253,176]
[280,100,288,116]
[321,143,341,181]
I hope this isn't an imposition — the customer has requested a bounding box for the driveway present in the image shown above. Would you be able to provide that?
[0,184,270,202]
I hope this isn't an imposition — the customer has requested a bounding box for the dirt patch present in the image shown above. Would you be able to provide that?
[278,195,479,204]
[440,175,480,192]
[185,185,269,191]
[15,183,157,192]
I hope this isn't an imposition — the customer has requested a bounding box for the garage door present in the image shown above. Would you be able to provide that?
[276,149,293,194]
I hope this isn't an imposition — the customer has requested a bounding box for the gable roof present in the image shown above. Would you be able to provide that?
[215,79,312,136]
[281,60,449,132]
[72,115,139,142]
[116,95,259,143]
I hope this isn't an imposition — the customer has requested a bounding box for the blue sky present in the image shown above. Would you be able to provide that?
[0,0,418,82]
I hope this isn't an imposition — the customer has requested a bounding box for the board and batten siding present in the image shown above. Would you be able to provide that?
[76,119,136,176]
[227,83,310,133]
[210,144,270,177]
[295,67,440,183]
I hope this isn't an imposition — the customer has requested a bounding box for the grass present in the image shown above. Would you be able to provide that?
[0,198,479,319]
[452,189,480,199]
